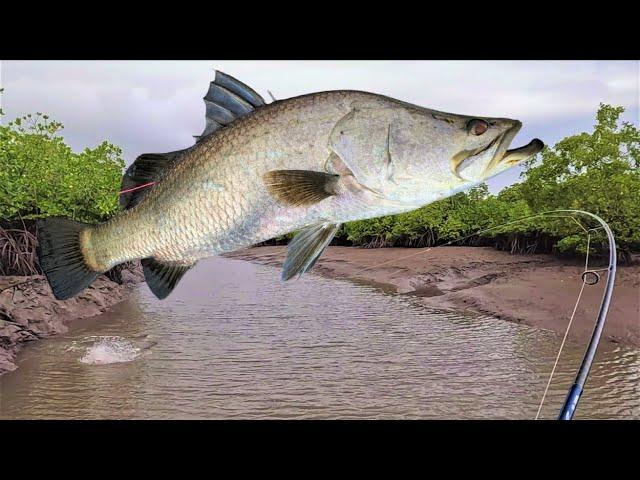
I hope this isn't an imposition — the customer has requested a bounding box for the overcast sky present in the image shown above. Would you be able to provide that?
[1,60,638,192]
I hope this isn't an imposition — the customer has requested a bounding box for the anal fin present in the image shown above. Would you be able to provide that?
[281,223,341,281]
[141,258,195,300]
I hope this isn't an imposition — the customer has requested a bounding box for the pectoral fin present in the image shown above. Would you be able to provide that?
[263,170,339,207]
[281,223,341,281]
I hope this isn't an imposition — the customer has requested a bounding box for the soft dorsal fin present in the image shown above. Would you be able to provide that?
[196,70,266,141]
[121,71,267,210]
[120,149,189,209]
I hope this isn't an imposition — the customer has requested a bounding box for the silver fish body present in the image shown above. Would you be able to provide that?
[37,73,543,300]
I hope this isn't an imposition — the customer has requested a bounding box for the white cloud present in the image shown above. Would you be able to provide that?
[1,60,638,192]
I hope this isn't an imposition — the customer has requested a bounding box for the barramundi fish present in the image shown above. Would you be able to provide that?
[37,71,543,300]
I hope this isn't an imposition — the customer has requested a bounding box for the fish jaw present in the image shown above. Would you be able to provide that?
[447,121,544,184]
[499,138,545,168]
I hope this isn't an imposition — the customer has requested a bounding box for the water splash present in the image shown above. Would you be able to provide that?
[77,336,147,365]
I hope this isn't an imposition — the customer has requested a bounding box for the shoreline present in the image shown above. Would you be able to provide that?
[226,246,640,347]
[2,246,637,376]
[0,265,144,375]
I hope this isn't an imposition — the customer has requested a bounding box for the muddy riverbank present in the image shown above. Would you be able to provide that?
[0,265,144,375]
[226,246,640,347]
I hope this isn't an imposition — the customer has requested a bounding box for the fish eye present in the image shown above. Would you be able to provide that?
[467,119,489,136]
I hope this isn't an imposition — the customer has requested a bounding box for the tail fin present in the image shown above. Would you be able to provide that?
[36,217,101,300]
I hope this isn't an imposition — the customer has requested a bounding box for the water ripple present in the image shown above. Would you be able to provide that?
[1,256,638,419]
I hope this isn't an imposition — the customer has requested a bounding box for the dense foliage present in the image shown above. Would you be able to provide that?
[1,98,126,276]
[1,98,637,276]
[340,104,639,260]
[0,108,125,223]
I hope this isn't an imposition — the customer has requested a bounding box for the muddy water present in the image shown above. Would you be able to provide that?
[1,257,638,419]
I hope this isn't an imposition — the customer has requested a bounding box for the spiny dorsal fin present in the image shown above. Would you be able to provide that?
[263,170,340,207]
[195,70,266,141]
[120,149,189,210]
[141,258,195,300]
[281,223,341,281]
[121,71,266,210]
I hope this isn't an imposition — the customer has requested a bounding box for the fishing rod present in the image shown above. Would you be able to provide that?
[469,209,618,419]
[553,210,617,420]
[461,209,617,420]
[350,208,618,420]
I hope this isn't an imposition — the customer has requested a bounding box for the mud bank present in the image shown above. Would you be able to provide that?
[226,246,640,347]
[0,265,144,375]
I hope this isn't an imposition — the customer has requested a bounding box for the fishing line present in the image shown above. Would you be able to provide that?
[534,231,590,420]
[349,212,587,278]
[119,181,156,195]
[111,178,617,419]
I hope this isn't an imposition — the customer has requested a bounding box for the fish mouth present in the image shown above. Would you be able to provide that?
[482,122,544,176]
[500,138,545,165]
[451,122,544,181]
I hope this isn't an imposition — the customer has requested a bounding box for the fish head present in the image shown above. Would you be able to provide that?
[330,98,543,206]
